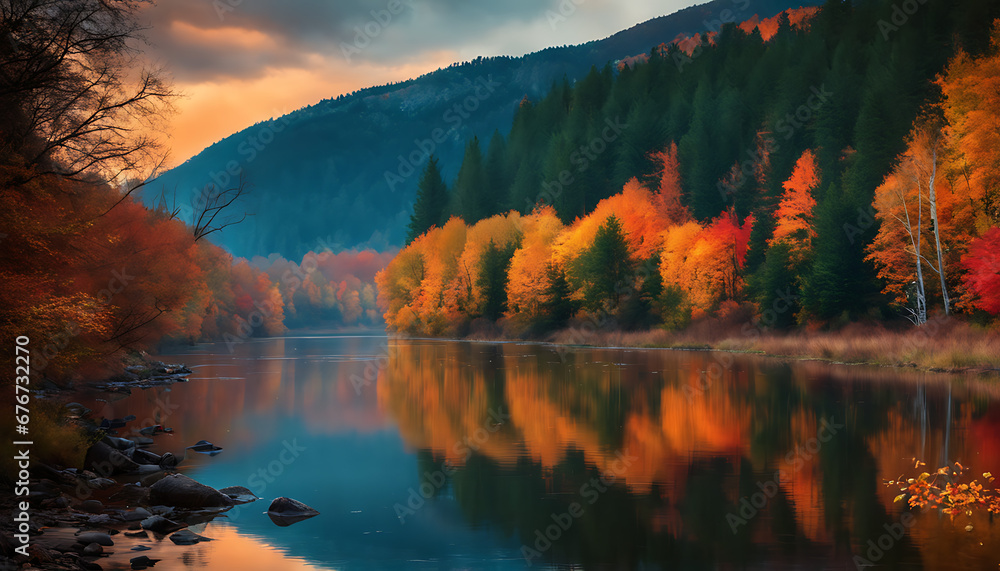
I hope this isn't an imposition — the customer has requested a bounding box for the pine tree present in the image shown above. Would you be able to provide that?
[539,263,579,330]
[573,215,636,311]
[452,136,488,222]
[406,156,449,244]
[476,239,517,321]
[484,130,510,217]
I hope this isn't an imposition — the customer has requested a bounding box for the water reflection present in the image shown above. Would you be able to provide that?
[82,336,1000,570]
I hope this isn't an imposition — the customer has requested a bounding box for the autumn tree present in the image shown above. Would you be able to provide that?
[938,24,1000,231]
[960,227,1000,315]
[867,126,969,323]
[506,206,565,317]
[649,142,691,226]
[770,150,820,257]
[659,212,754,319]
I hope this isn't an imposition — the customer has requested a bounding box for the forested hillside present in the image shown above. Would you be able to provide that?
[148,0,822,259]
[380,0,1000,336]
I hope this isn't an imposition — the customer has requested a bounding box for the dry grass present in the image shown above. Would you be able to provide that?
[544,314,1000,373]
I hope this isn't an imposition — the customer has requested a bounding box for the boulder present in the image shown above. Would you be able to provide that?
[185,440,223,454]
[89,477,116,490]
[123,531,148,538]
[168,529,212,545]
[84,441,139,476]
[103,436,136,451]
[82,542,103,556]
[110,483,149,504]
[130,555,161,569]
[266,497,319,526]
[158,452,178,468]
[75,532,113,547]
[131,449,162,465]
[149,474,233,508]
[139,515,186,534]
[79,500,104,514]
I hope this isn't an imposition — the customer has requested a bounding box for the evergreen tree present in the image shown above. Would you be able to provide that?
[539,263,579,330]
[452,136,488,222]
[406,155,449,244]
[572,215,636,311]
[476,239,517,321]
[484,130,510,216]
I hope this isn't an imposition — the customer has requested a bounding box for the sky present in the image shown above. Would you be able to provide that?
[140,0,697,167]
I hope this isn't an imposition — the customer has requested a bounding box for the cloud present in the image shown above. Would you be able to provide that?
[139,0,694,164]
[142,0,568,82]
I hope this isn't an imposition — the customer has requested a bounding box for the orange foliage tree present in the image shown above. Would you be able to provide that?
[659,211,754,319]
[506,206,565,317]
[867,126,973,323]
[770,150,820,259]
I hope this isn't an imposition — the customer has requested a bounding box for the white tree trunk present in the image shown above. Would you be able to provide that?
[927,144,951,315]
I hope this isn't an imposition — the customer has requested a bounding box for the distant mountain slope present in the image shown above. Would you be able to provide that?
[149,0,822,259]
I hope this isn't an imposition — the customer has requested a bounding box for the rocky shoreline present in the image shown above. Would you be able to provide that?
[1,361,319,570]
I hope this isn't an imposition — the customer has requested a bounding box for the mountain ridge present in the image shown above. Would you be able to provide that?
[149,0,822,259]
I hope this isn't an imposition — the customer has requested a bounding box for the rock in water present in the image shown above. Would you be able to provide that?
[130,555,160,569]
[168,529,213,545]
[218,486,259,504]
[82,542,103,556]
[84,441,139,475]
[131,448,162,465]
[185,440,223,454]
[140,515,186,534]
[75,532,114,546]
[266,497,320,526]
[148,474,234,508]
[158,452,178,468]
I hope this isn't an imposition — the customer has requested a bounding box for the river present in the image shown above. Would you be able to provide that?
[76,333,1000,570]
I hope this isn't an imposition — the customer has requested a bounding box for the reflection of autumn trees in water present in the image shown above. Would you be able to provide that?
[378,340,1000,568]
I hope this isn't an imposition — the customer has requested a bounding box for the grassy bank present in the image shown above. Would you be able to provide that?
[455,308,1000,374]
[536,316,1000,374]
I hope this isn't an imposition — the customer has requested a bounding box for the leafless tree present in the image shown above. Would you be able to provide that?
[0,0,174,185]
[192,173,251,241]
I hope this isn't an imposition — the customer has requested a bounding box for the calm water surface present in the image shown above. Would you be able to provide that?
[78,334,1000,570]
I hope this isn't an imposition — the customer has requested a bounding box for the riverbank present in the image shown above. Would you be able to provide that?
[464,314,1000,376]
[0,358,316,570]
